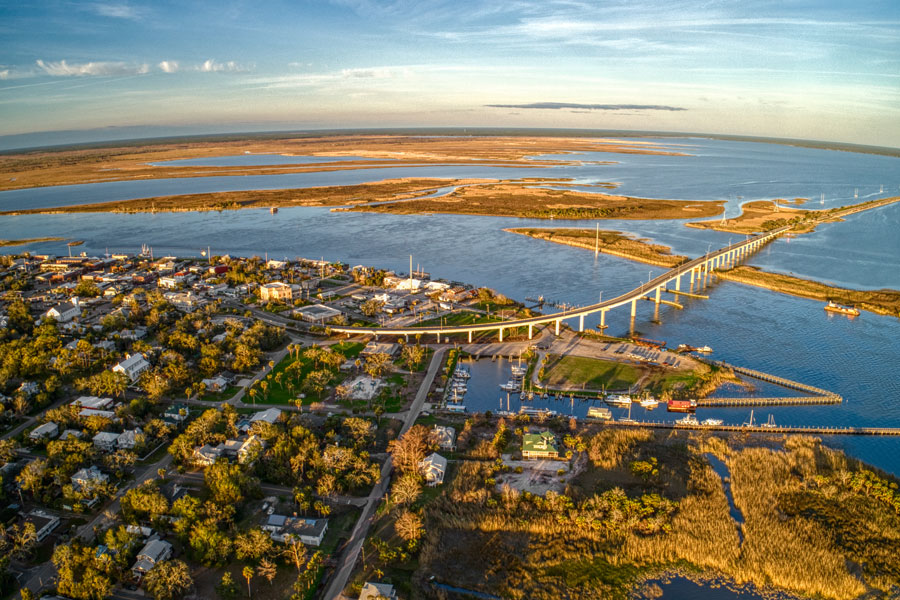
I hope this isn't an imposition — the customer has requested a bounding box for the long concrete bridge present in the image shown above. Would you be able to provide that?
[331,225,791,343]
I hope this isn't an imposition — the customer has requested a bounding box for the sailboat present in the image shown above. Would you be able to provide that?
[854,188,859,199]
[820,193,825,206]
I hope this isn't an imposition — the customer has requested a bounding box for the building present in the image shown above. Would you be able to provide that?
[71,465,109,491]
[420,452,447,486]
[262,514,328,546]
[222,435,264,464]
[71,396,113,410]
[201,376,229,391]
[432,425,457,451]
[117,428,143,450]
[163,403,190,423]
[293,304,342,324]
[29,421,59,441]
[238,407,283,432]
[259,281,292,302]
[25,510,60,542]
[93,431,121,452]
[79,408,116,420]
[522,431,559,459]
[44,300,80,322]
[132,539,173,578]
[193,444,223,466]
[112,353,150,382]
[359,582,398,600]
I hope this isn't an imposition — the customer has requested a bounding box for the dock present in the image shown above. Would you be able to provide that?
[698,395,841,407]
[607,420,900,436]
[710,360,840,398]
[664,288,709,299]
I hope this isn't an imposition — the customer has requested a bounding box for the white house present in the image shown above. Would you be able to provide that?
[432,425,457,451]
[71,465,109,491]
[71,396,113,410]
[112,353,150,382]
[117,428,143,450]
[25,510,60,543]
[420,452,447,486]
[44,300,80,322]
[132,539,173,578]
[359,582,398,600]
[29,422,59,441]
[93,431,121,452]
[201,376,229,392]
[262,514,328,546]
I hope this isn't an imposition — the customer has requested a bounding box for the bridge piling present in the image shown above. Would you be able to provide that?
[528,324,533,340]
[555,319,560,336]
[631,299,637,318]
[675,274,681,291]
[499,327,503,342]
[579,315,584,332]
[468,331,472,343]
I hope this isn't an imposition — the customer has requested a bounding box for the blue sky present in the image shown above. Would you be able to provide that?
[1,0,899,147]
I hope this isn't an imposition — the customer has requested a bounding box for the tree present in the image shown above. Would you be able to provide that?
[395,509,424,543]
[77,370,129,398]
[387,424,432,474]
[205,459,258,505]
[401,344,425,372]
[283,538,308,571]
[216,572,239,600]
[53,542,112,600]
[144,559,193,600]
[302,369,332,400]
[234,528,273,563]
[257,558,277,586]
[391,473,422,505]
[360,298,384,317]
[363,352,392,379]
[342,417,375,449]
[243,565,254,598]
[189,519,233,566]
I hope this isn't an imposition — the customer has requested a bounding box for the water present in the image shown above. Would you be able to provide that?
[705,454,744,543]
[643,575,799,599]
[1,138,899,477]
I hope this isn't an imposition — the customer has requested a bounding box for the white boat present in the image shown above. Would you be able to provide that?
[639,397,659,409]
[519,407,557,417]
[605,394,632,407]
[586,406,612,420]
[695,346,713,353]
[701,418,723,426]
[453,367,471,379]
[446,403,466,413]
[676,415,699,426]
[499,380,520,392]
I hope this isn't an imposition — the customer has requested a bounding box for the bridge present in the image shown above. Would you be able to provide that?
[331,225,791,343]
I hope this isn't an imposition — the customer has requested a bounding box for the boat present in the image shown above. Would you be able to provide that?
[270,206,278,213]
[605,394,632,407]
[499,380,520,392]
[667,399,697,413]
[824,301,860,316]
[519,407,557,417]
[510,364,527,378]
[761,414,778,428]
[446,403,466,413]
[676,415,699,426]
[695,345,713,353]
[586,406,612,420]
[639,397,659,409]
[453,368,470,379]
[701,418,723,426]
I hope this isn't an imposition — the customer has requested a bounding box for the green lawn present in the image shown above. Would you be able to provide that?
[254,343,363,405]
[200,385,240,402]
[540,355,641,390]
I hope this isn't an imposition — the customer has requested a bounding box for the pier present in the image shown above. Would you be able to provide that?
[708,360,840,398]
[607,420,900,436]
[698,396,841,407]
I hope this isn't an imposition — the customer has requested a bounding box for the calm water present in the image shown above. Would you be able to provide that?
[2,138,899,477]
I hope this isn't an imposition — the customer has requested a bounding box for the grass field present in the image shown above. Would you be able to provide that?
[199,385,240,402]
[540,355,641,390]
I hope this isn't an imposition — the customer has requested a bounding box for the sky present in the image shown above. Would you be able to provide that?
[1,0,899,148]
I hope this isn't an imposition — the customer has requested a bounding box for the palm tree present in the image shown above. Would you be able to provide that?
[242,565,254,598]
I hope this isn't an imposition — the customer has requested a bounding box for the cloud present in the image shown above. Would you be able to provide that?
[0,70,8,80]
[87,2,146,20]
[486,102,687,112]
[36,59,150,77]
[198,59,248,73]
[158,61,179,73]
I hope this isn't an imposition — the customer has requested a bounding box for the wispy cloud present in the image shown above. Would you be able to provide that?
[158,61,179,73]
[0,70,8,80]
[197,59,249,73]
[86,2,146,20]
[486,102,687,112]
[36,59,149,77]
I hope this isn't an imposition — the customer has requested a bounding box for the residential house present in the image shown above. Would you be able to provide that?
[44,299,80,322]
[71,396,113,410]
[79,408,116,420]
[112,353,150,382]
[29,422,59,441]
[359,582,398,600]
[432,425,457,451]
[93,431,121,452]
[163,403,190,424]
[522,430,559,459]
[193,444,223,465]
[71,465,109,491]
[259,281,292,302]
[238,407,282,432]
[24,510,60,542]
[201,376,229,392]
[132,539,173,578]
[117,428,143,450]
[222,435,264,464]
[420,452,447,486]
[262,514,328,546]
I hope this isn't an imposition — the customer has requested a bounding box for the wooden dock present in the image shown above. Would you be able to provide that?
[704,359,842,401]
[606,420,900,436]
[698,395,841,407]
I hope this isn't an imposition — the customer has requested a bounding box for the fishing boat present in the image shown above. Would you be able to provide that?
[676,415,700,426]
[667,399,697,413]
[824,301,860,316]
[639,397,659,409]
[701,418,723,426]
[499,380,520,392]
[605,394,632,407]
[510,364,527,378]
[695,345,713,353]
[453,366,471,379]
[586,406,612,420]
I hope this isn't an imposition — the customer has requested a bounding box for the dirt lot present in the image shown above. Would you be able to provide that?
[495,454,585,495]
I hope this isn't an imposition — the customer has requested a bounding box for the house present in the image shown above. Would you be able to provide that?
[44,300,80,322]
[359,582,398,600]
[163,403,190,423]
[259,281,292,302]
[59,429,84,441]
[132,539,173,578]
[522,430,559,459]
[222,435,264,464]
[71,396,113,410]
[262,514,328,546]
[29,421,59,441]
[201,376,229,392]
[24,510,60,542]
[112,353,150,382]
[238,407,282,432]
[193,444,223,465]
[164,291,203,313]
[419,452,447,486]
[79,408,116,420]
[71,465,109,491]
[293,304,342,324]
[117,428,143,450]
[432,425,456,451]
[93,431,121,452]
[17,381,40,398]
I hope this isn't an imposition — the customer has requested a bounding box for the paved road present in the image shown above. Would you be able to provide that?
[321,347,446,600]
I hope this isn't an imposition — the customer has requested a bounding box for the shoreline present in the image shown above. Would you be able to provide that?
[0,236,66,247]
[504,227,688,267]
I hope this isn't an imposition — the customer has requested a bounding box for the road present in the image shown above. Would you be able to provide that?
[321,347,446,600]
